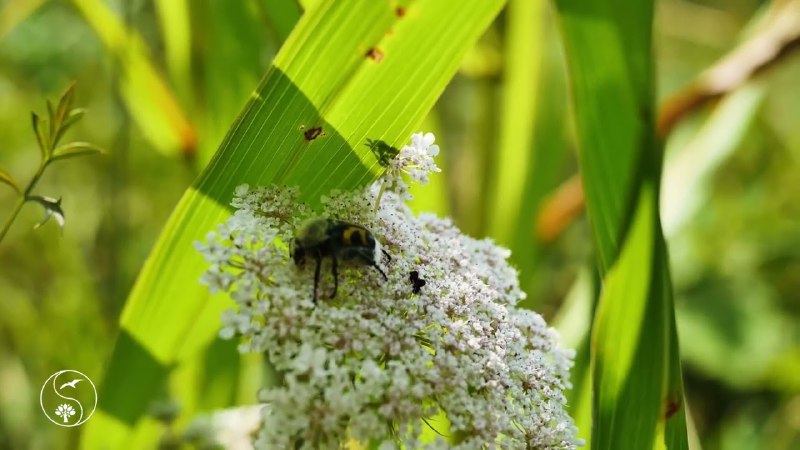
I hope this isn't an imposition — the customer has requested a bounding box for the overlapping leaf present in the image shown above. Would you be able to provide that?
[553,0,689,448]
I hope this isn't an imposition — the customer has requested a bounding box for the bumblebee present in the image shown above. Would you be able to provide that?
[292,218,390,302]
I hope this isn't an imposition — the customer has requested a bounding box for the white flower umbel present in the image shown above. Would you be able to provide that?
[196,133,581,449]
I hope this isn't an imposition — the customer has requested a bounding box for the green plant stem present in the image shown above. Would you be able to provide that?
[0,160,48,244]
[373,180,387,212]
[0,196,26,242]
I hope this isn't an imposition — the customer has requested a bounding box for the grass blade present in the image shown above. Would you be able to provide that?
[71,0,196,156]
[485,0,545,245]
[554,0,689,448]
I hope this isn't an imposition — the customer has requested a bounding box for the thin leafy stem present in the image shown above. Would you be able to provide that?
[0,83,101,245]
[0,158,47,243]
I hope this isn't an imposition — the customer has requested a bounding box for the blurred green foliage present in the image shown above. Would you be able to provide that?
[0,0,798,449]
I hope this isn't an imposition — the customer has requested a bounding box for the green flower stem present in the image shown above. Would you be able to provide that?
[0,159,48,244]
[373,180,387,212]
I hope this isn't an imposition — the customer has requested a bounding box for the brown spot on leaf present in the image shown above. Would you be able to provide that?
[304,126,324,141]
[664,395,681,419]
[365,47,384,62]
[395,6,406,17]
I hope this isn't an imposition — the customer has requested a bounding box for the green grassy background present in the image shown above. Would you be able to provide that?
[0,0,798,449]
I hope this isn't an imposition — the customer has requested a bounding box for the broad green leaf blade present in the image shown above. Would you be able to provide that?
[71,0,196,156]
[82,0,504,447]
[591,184,663,449]
[0,167,20,194]
[554,0,654,272]
[193,0,278,161]
[554,0,689,448]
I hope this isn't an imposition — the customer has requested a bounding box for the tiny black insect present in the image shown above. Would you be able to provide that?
[409,270,426,294]
[303,126,323,141]
[292,218,390,302]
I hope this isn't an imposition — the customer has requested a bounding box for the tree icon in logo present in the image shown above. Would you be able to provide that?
[55,403,76,422]
[40,370,98,427]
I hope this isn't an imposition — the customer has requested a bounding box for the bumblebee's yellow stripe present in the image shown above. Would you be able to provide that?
[343,227,367,246]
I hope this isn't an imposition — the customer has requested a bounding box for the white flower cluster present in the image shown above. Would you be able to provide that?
[378,132,441,199]
[196,133,580,449]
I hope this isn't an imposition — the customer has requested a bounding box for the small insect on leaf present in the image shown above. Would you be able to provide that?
[303,126,324,141]
[0,167,20,194]
[50,142,104,163]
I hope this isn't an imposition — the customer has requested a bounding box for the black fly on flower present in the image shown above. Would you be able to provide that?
[195,132,582,449]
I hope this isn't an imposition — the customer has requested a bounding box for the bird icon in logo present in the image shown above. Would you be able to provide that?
[59,379,83,390]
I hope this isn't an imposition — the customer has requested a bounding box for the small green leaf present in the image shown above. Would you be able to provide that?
[56,82,77,128]
[31,112,49,157]
[46,99,56,146]
[27,195,65,233]
[0,167,20,194]
[53,109,88,151]
[51,142,104,162]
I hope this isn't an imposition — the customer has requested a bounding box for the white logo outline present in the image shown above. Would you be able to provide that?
[40,369,98,427]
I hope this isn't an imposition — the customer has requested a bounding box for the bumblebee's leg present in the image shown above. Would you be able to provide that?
[312,254,322,304]
[330,254,339,299]
[369,260,389,281]
[373,264,388,281]
[353,250,389,281]
[382,249,391,263]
